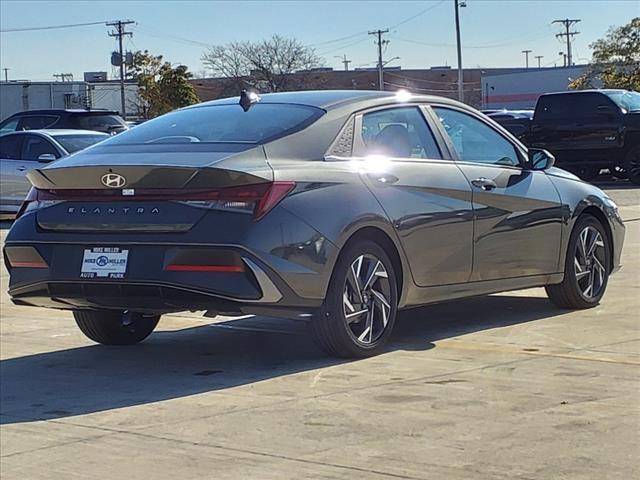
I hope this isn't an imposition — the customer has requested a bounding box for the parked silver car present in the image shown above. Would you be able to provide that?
[0,129,108,214]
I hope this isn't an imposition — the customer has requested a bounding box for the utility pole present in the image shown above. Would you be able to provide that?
[107,20,134,118]
[2,68,9,82]
[368,29,389,91]
[553,19,580,67]
[535,55,544,68]
[334,54,352,71]
[454,0,465,102]
[53,73,74,82]
[522,50,533,68]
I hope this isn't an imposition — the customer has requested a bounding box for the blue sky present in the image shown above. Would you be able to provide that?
[0,0,636,81]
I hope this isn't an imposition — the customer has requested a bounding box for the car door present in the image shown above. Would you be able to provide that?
[0,134,27,212]
[431,105,563,281]
[353,105,474,287]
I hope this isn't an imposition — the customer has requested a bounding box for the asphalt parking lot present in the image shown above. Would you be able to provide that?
[0,182,638,480]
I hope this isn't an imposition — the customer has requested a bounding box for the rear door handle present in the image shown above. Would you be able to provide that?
[471,177,497,191]
[16,166,27,172]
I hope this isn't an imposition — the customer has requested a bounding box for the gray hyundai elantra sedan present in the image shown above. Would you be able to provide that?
[3,90,625,357]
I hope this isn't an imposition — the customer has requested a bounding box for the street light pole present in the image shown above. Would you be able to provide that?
[522,49,532,68]
[454,0,464,102]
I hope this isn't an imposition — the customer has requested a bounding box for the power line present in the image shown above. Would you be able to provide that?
[388,0,446,29]
[0,21,106,33]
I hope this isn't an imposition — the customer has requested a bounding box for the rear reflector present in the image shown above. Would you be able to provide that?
[4,246,49,269]
[165,264,244,273]
[8,261,48,269]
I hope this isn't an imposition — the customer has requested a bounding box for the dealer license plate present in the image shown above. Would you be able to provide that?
[80,247,129,278]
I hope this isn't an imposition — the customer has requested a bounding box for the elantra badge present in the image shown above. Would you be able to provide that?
[101,173,126,188]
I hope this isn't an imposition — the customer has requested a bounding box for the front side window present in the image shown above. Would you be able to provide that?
[360,107,441,159]
[20,135,60,160]
[73,114,126,132]
[604,91,640,112]
[433,107,520,167]
[100,104,324,146]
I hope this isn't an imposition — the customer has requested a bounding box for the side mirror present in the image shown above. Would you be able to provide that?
[37,153,57,162]
[527,148,555,170]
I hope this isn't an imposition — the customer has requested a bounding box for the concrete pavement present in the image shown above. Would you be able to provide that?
[1,184,638,479]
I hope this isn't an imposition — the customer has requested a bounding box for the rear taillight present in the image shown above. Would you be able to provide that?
[15,188,57,219]
[17,182,296,221]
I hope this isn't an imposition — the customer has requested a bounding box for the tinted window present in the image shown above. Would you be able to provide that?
[361,107,441,159]
[21,135,60,160]
[73,114,126,132]
[51,134,109,153]
[536,93,616,120]
[0,135,22,159]
[16,115,59,130]
[0,118,19,135]
[434,107,520,167]
[101,104,324,146]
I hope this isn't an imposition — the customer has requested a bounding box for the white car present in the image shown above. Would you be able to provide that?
[0,129,109,214]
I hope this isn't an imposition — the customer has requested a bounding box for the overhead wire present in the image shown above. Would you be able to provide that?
[0,21,107,33]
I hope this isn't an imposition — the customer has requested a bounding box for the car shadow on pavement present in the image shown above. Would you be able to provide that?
[0,294,565,425]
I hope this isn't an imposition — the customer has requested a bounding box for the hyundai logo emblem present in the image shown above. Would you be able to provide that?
[101,173,126,188]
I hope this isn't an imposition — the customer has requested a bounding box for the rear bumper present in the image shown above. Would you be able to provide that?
[6,247,323,317]
[4,206,336,318]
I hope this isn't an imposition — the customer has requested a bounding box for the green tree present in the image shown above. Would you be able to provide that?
[130,50,200,118]
[570,18,640,91]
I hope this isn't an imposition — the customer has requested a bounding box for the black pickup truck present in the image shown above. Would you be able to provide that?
[490,89,640,184]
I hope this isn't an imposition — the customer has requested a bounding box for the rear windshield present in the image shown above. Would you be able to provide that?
[100,103,324,146]
[73,115,126,131]
[52,134,109,153]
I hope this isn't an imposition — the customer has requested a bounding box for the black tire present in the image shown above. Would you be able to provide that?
[568,165,600,182]
[611,165,627,180]
[311,240,398,358]
[624,145,640,186]
[545,215,610,309]
[73,310,160,345]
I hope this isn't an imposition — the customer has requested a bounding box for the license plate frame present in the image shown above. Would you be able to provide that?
[80,247,129,279]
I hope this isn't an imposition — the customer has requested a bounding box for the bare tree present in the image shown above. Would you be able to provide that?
[201,35,322,93]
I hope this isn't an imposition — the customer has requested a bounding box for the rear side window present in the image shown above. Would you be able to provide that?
[52,134,109,153]
[0,135,23,159]
[16,115,59,130]
[0,118,20,135]
[536,93,615,121]
[360,107,442,159]
[100,104,324,146]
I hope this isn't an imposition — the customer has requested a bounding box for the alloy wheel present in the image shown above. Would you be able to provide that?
[342,254,392,345]
[574,226,607,299]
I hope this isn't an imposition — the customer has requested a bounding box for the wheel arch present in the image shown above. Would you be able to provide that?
[340,226,408,307]
[574,205,615,273]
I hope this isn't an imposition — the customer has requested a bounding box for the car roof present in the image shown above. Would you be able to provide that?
[1,129,109,138]
[192,90,463,111]
[7,109,120,116]
[540,89,629,97]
